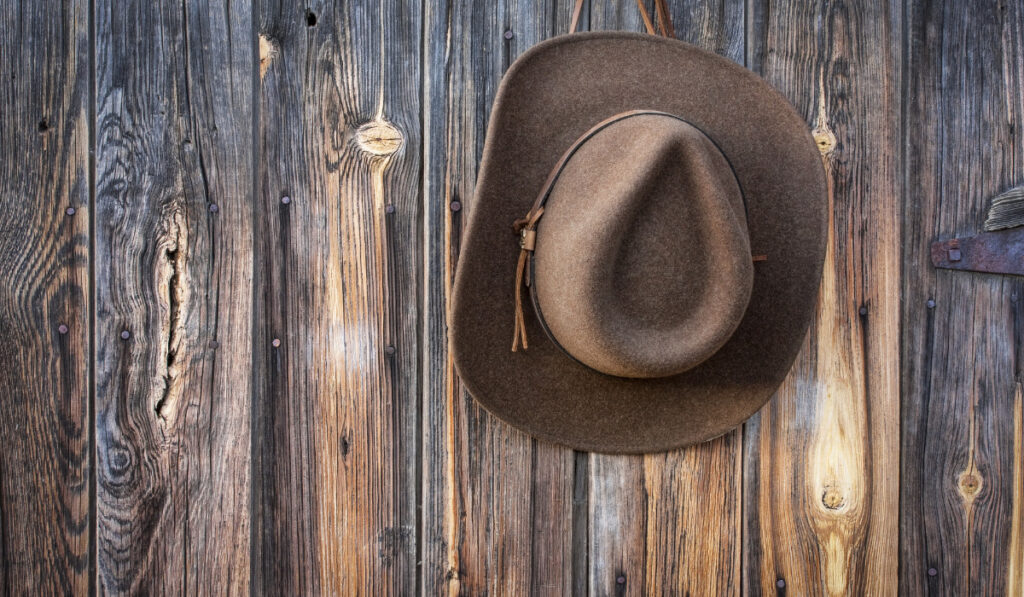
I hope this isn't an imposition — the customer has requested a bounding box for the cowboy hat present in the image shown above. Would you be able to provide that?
[449,5,826,453]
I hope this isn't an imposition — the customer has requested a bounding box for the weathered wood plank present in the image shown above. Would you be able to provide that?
[93,0,255,592]
[420,0,577,594]
[742,0,902,594]
[585,1,744,594]
[251,0,420,593]
[901,0,1024,594]
[589,454,646,595]
[0,1,91,593]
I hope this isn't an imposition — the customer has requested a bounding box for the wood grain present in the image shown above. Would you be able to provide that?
[901,0,1024,593]
[251,0,421,594]
[93,0,255,592]
[1010,382,1024,595]
[584,2,744,595]
[0,0,91,593]
[5,0,1024,593]
[742,0,903,594]
[420,0,578,594]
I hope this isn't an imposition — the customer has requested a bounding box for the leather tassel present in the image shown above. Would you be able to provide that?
[511,207,544,352]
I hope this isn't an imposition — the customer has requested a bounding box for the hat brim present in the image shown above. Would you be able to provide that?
[450,32,827,453]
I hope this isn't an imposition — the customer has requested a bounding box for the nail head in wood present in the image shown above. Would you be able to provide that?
[385,204,395,214]
[281,195,291,205]
[927,567,937,577]
[450,201,461,212]
[504,29,514,39]
[385,345,396,355]
[859,306,867,315]
[209,339,219,349]
[209,203,219,213]
[615,575,625,585]
[65,207,76,216]
[272,338,281,348]
[120,330,131,340]
[57,324,68,335]
[926,299,936,309]
[776,579,786,588]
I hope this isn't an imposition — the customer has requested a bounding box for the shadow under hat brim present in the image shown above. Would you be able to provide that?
[450,32,827,454]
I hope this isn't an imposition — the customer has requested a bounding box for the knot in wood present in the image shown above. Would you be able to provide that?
[812,124,837,156]
[821,487,846,510]
[958,471,982,498]
[356,119,403,156]
[258,34,278,79]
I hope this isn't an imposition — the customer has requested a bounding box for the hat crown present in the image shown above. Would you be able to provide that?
[533,113,754,378]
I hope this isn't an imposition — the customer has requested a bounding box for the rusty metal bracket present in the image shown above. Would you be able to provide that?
[931,227,1024,276]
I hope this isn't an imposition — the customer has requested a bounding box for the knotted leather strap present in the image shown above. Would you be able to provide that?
[511,207,545,351]
[569,0,675,37]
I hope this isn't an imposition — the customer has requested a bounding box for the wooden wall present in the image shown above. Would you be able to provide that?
[0,0,1021,594]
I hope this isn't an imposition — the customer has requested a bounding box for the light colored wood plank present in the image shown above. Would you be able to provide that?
[0,0,91,593]
[251,0,420,593]
[93,0,255,592]
[743,0,901,594]
[1009,383,1024,595]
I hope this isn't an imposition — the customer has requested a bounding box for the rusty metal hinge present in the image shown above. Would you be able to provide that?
[930,227,1024,276]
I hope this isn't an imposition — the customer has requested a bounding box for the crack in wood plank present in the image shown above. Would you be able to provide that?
[152,203,188,425]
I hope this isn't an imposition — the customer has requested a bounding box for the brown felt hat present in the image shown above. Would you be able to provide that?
[450,30,827,453]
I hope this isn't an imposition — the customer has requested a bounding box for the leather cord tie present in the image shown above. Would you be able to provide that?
[511,206,545,352]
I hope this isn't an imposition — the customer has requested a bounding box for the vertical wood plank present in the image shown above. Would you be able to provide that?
[582,7,644,582]
[0,1,91,593]
[742,0,902,594]
[588,454,646,595]
[251,0,420,593]
[420,0,577,594]
[586,1,745,595]
[93,0,255,592]
[901,0,1024,594]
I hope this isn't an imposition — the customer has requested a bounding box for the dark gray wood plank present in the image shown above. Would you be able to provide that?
[585,1,745,594]
[251,0,420,593]
[0,1,92,593]
[420,0,577,594]
[743,0,902,593]
[93,0,255,592]
[901,0,1024,594]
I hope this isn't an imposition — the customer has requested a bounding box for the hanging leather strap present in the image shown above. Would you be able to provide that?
[653,0,675,37]
[569,0,675,37]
